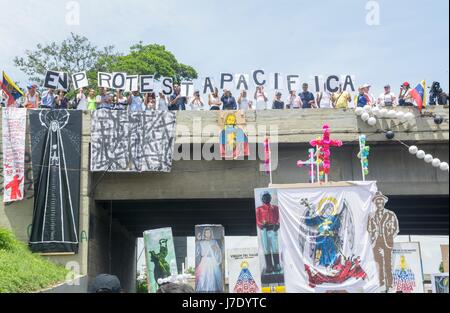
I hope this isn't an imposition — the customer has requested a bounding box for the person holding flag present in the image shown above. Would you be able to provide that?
[0,72,24,107]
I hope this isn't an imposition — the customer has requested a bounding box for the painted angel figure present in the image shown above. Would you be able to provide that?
[195,227,223,293]
[299,197,355,270]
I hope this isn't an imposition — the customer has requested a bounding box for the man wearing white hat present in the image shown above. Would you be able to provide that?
[367,191,399,292]
[362,83,375,106]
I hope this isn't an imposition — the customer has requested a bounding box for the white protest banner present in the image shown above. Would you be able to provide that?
[180,81,194,97]
[202,77,216,94]
[161,77,174,95]
[252,69,267,86]
[44,70,69,91]
[270,73,285,91]
[140,75,155,94]
[276,181,380,293]
[72,71,89,90]
[235,74,250,91]
[392,242,424,293]
[227,248,261,293]
[2,108,27,203]
[98,72,112,88]
[111,73,127,90]
[125,75,139,92]
[220,73,234,90]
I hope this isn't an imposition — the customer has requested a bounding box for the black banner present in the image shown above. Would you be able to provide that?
[29,110,82,253]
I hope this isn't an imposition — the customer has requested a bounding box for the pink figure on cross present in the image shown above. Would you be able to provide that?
[310,124,343,181]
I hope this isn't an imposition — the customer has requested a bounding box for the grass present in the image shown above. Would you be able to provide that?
[0,228,69,293]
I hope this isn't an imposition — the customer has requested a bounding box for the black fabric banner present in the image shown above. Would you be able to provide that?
[29,110,82,254]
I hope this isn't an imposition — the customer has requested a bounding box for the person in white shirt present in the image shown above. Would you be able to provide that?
[362,83,376,106]
[190,90,204,110]
[158,91,169,111]
[254,86,268,110]
[317,90,333,108]
[208,88,222,111]
[286,90,301,109]
[237,90,252,110]
[75,87,87,110]
[377,85,397,108]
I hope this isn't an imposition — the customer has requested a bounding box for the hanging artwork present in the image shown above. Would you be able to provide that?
[195,225,225,293]
[219,111,249,160]
[90,110,177,172]
[28,110,82,253]
[367,191,400,292]
[276,182,380,293]
[391,242,424,293]
[2,108,27,203]
[143,228,178,293]
[254,188,285,293]
[227,248,261,293]
[431,273,449,293]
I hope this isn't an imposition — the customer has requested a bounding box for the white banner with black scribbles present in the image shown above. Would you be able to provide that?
[2,108,27,203]
[90,110,177,172]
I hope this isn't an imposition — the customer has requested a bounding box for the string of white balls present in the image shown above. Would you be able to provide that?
[355,106,449,173]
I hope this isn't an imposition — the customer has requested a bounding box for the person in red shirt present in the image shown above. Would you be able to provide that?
[256,191,281,274]
[5,174,23,201]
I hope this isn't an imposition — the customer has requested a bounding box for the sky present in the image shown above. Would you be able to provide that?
[0,0,449,97]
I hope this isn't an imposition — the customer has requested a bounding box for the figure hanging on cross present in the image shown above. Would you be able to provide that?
[310,124,343,183]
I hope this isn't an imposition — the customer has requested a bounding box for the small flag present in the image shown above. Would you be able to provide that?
[264,137,271,175]
[410,80,427,112]
[1,72,24,106]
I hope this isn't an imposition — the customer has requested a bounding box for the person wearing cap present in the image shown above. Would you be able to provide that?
[24,85,40,109]
[190,90,204,110]
[362,83,375,106]
[272,91,285,109]
[356,86,368,108]
[221,89,237,110]
[299,83,317,109]
[367,191,399,292]
[398,82,414,106]
[40,88,55,109]
[89,274,123,293]
[377,85,397,108]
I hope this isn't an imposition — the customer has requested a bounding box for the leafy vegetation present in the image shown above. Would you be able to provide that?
[0,228,69,293]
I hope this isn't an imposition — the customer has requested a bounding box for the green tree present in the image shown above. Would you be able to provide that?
[14,32,116,85]
[94,43,197,84]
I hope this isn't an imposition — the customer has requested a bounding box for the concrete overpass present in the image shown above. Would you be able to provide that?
[1,107,448,292]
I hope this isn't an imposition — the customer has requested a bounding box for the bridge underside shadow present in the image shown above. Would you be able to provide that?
[96,195,449,238]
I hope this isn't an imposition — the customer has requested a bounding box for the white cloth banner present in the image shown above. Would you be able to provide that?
[2,108,27,203]
[277,181,380,293]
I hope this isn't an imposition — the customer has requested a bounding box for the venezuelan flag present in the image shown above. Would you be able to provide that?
[1,71,24,106]
[410,80,427,112]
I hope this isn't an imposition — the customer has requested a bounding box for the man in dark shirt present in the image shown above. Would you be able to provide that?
[169,84,187,111]
[299,83,317,109]
[221,90,237,110]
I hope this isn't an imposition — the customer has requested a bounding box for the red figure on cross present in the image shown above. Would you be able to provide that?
[310,124,343,178]
[5,174,23,201]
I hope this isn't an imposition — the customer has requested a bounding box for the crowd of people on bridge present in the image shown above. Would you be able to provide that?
[2,81,449,111]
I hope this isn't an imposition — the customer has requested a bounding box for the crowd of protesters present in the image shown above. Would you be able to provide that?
[2,81,448,111]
